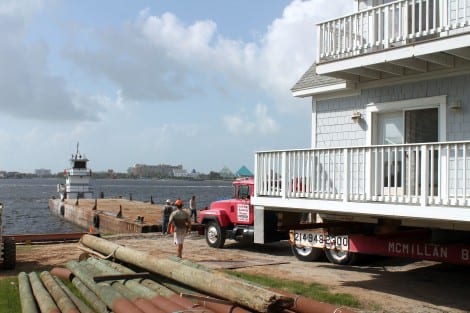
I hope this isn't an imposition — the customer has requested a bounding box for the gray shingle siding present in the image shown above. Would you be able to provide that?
[315,73,470,148]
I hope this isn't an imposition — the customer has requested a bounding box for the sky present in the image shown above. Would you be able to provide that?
[0,0,351,174]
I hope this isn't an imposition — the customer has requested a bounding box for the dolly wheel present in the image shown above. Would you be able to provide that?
[291,245,324,262]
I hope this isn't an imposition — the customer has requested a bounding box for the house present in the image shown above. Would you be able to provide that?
[235,166,253,178]
[250,0,470,264]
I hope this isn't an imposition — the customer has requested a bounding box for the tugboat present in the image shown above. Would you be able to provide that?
[57,143,93,200]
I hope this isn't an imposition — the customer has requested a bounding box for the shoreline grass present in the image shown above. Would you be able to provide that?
[228,271,364,309]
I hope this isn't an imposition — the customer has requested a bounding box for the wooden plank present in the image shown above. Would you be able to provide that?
[5,232,86,243]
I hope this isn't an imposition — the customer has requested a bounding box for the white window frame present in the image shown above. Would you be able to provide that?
[366,95,447,146]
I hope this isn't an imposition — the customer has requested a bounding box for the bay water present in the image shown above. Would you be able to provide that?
[0,178,233,235]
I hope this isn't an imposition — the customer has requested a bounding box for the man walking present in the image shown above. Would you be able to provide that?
[167,199,191,258]
[189,195,197,223]
[162,199,173,234]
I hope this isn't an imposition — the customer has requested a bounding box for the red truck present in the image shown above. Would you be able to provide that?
[200,178,470,266]
[199,177,287,248]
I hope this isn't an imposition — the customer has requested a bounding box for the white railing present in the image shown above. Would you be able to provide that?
[68,169,92,176]
[317,0,470,62]
[66,185,93,193]
[255,141,470,206]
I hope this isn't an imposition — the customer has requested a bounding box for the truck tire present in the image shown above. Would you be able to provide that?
[205,221,226,248]
[291,245,324,262]
[324,248,359,265]
[1,238,16,270]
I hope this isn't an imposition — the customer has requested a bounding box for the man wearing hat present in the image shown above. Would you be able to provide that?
[162,199,173,234]
[167,199,191,258]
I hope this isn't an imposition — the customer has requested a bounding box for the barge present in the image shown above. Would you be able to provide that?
[49,145,164,234]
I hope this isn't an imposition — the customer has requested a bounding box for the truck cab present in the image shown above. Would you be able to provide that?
[200,177,288,248]
[199,177,254,248]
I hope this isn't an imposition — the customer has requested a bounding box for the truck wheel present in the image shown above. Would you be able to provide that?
[324,248,358,265]
[291,245,324,262]
[205,221,226,248]
[1,238,16,270]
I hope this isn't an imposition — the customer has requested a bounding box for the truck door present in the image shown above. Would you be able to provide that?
[232,184,253,224]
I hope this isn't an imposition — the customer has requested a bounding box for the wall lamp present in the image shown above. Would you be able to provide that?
[351,111,361,123]
[449,100,462,112]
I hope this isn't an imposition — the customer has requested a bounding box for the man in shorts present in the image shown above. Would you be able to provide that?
[167,199,191,258]
[162,199,173,234]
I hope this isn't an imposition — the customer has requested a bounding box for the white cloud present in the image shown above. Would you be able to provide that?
[0,2,108,122]
[224,103,278,136]
[64,0,351,112]
[0,0,352,123]
[224,114,256,135]
[255,104,279,134]
[0,0,43,19]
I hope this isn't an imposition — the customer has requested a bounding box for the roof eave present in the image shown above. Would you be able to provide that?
[292,81,355,98]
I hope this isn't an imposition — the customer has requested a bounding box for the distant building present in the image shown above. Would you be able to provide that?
[130,164,183,177]
[219,166,235,179]
[235,166,253,177]
[35,169,52,177]
[173,168,189,177]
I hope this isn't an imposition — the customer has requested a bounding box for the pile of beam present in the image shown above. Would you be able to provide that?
[18,234,356,313]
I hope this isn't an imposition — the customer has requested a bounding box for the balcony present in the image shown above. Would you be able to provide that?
[252,141,470,226]
[316,0,470,82]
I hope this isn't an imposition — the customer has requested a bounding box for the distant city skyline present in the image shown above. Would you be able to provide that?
[0,161,248,176]
[0,1,351,174]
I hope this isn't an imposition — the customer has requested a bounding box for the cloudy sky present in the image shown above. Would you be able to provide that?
[0,0,351,174]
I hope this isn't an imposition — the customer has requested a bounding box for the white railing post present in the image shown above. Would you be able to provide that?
[254,153,259,196]
[365,147,372,201]
[343,148,350,202]
[420,144,429,206]
[316,24,321,63]
[281,151,288,199]
[441,0,447,30]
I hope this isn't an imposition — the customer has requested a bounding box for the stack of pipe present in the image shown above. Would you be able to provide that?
[17,235,356,313]
[79,234,293,312]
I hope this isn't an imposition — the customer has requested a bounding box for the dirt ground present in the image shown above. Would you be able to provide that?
[3,233,470,313]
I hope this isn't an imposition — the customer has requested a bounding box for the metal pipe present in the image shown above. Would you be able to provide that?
[66,260,145,313]
[81,234,293,312]
[195,298,252,313]
[273,288,357,313]
[50,267,74,281]
[70,276,108,313]
[18,272,39,313]
[110,282,163,313]
[90,258,216,313]
[167,294,215,313]
[90,258,175,297]
[149,295,187,312]
[86,258,158,298]
[28,272,61,313]
[86,259,184,313]
[40,271,80,313]
[53,276,95,313]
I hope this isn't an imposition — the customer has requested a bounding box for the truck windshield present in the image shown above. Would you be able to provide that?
[237,185,250,199]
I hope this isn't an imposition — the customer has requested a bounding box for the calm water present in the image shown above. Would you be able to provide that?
[0,178,233,235]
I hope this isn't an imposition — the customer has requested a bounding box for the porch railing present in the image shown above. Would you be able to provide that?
[317,0,470,62]
[255,141,470,207]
